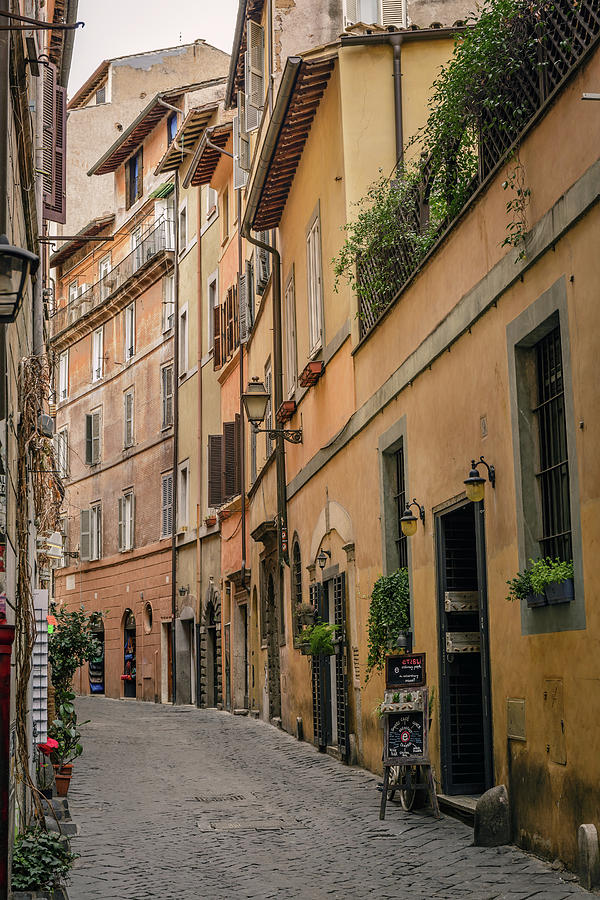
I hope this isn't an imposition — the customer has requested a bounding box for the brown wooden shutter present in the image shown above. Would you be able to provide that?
[208,434,223,507]
[223,421,236,501]
[213,305,221,370]
[43,62,67,224]
[85,414,93,465]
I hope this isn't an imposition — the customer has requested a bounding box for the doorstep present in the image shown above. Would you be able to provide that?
[437,793,479,827]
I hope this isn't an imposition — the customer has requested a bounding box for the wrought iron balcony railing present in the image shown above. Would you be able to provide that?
[50,219,174,337]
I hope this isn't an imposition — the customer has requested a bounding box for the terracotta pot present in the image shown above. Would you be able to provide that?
[54,768,72,797]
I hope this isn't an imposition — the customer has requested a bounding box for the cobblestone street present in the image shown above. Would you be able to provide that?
[67,697,587,900]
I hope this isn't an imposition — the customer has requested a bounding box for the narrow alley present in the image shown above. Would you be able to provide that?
[67,698,585,900]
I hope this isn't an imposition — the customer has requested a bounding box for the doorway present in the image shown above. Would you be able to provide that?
[436,502,492,795]
[123,609,136,699]
[311,573,349,760]
[241,603,249,709]
[204,600,218,707]
[89,619,104,694]
[266,572,281,720]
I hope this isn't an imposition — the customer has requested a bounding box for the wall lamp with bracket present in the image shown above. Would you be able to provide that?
[464,456,496,503]
[317,549,331,570]
[400,499,425,537]
[242,377,302,444]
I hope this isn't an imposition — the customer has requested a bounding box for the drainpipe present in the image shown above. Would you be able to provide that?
[171,172,180,704]
[0,626,15,900]
[237,190,246,585]
[33,56,44,356]
[196,180,203,706]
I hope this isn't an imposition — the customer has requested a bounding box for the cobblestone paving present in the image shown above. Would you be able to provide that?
[67,697,586,900]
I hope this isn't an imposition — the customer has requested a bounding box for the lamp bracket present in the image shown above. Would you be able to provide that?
[251,425,302,444]
[407,499,425,523]
[472,456,495,488]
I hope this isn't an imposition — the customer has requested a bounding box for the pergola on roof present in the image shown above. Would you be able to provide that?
[155,103,220,175]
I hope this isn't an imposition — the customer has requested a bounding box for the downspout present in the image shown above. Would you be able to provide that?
[171,172,180,704]
[196,180,203,706]
[237,190,246,585]
[33,51,44,356]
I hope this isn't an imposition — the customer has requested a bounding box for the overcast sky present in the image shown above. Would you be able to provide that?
[68,0,238,96]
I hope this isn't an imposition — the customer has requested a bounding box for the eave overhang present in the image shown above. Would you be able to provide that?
[49,214,115,269]
[182,123,233,189]
[155,103,220,175]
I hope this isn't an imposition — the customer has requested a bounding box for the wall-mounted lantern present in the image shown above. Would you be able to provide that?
[400,499,425,537]
[317,549,331,570]
[464,456,495,503]
[242,378,302,443]
[0,235,39,322]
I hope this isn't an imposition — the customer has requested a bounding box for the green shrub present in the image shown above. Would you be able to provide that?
[506,558,573,600]
[299,621,339,656]
[365,569,410,681]
[12,826,76,892]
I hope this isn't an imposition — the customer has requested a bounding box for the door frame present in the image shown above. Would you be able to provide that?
[435,498,494,794]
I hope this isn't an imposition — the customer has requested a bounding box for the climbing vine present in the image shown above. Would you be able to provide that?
[501,152,531,261]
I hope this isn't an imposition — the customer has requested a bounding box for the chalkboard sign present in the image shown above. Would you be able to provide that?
[385,653,426,688]
[384,710,426,763]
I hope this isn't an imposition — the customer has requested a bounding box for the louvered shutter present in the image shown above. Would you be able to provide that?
[344,0,359,25]
[213,305,222,370]
[91,411,100,463]
[246,259,254,330]
[223,421,236,501]
[239,272,248,343]
[130,494,136,550]
[381,0,406,27]
[233,114,248,191]
[80,509,91,561]
[234,413,241,497]
[247,20,265,111]
[333,573,350,760]
[85,414,93,465]
[244,52,261,133]
[237,92,250,171]
[118,497,124,551]
[161,473,173,537]
[208,435,223,508]
[125,392,133,446]
[255,233,270,294]
[42,63,67,223]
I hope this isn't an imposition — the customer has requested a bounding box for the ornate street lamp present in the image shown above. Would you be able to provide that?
[464,456,496,503]
[0,235,39,322]
[242,377,302,443]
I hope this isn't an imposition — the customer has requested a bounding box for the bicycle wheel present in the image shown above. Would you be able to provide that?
[400,765,421,811]
[387,765,401,800]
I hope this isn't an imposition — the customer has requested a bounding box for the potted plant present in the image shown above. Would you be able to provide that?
[365,568,411,682]
[204,515,217,527]
[48,696,86,796]
[11,825,76,898]
[530,557,574,605]
[36,739,58,800]
[296,601,316,628]
[299,621,339,656]
[506,564,545,608]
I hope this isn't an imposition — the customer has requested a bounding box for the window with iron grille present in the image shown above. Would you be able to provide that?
[393,444,408,568]
[292,540,302,637]
[534,325,572,561]
[126,149,143,209]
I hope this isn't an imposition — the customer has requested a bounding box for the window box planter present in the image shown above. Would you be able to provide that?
[299,360,324,387]
[545,578,574,605]
[526,591,547,609]
[204,515,216,527]
[276,400,296,423]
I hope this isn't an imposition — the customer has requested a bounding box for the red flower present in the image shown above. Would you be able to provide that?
[37,738,58,756]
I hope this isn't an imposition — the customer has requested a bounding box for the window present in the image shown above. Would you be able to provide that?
[167,112,178,144]
[95,84,106,104]
[124,389,134,448]
[284,268,297,398]
[55,427,68,478]
[118,491,135,551]
[161,365,174,428]
[221,186,229,242]
[292,540,303,637]
[179,202,187,254]
[393,443,408,569]
[344,0,402,27]
[85,409,101,465]
[244,19,265,131]
[307,212,324,355]
[264,359,273,458]
[99,254,112,300]
[68,280,78,304]
[163,274,175,332]
[178,461,189,530]
[131,226,143,272]
[124,303,135,361]
[207,418,241,507]
[206,186,217,220]
[58,350,68,401]
[126,148,143,209]
[179,305,188,376]
[92,328,103,382]
[161,472,173,538]
[80,503,102,561]
[534,326,572,561]
[207,272,218,347]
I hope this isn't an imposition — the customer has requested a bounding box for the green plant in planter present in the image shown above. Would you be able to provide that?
[12,826,77,892]
[506,566,533,602]
[49,605,103,709]
[299,621,339,656]
[365,568,410,682]
[48,695,88,769]
[528,557,573,594]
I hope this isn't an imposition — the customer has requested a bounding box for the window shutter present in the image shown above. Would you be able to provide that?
[344,0,359,25]
[245,259,254,329]
[162,474,173,538]
[234,413,241,497]
[118,497,124,551]
[96,506,102,558]
[92,411,100,464]
[208,434,223,508]
[80,509,91,561]
[255,233,270,295]
[42,64,67,224]
[130,494,136,550]
[237,92,250,171]
[223,421,236,501]
[213,305,222,370]
[42,63,56,205]
[247,20,265,111]
[238,272,248,343]
[125,392,133,446]
[244,52,261,133]
[233,114,248,191]
[85,414,93,465]
[381,0,406,27]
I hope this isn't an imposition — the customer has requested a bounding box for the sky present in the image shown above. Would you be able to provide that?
[68,0,239,96]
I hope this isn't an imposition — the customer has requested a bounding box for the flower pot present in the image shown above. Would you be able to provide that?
[526,591,547,608]
[545,578,574,605]
[54,768,72,797]
[204,516,216,527]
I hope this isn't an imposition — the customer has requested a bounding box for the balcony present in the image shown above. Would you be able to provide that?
[50,219,174,339]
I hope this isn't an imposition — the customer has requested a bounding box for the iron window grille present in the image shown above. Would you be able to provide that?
[393,444,408,568]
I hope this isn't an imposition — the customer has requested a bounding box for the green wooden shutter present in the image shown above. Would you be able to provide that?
[80,509,91,561]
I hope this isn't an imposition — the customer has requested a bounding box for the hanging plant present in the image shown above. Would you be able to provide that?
[365,568,410,682]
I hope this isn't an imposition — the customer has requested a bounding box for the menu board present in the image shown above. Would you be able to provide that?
[385,710,426,762]
[385,653,426,688]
